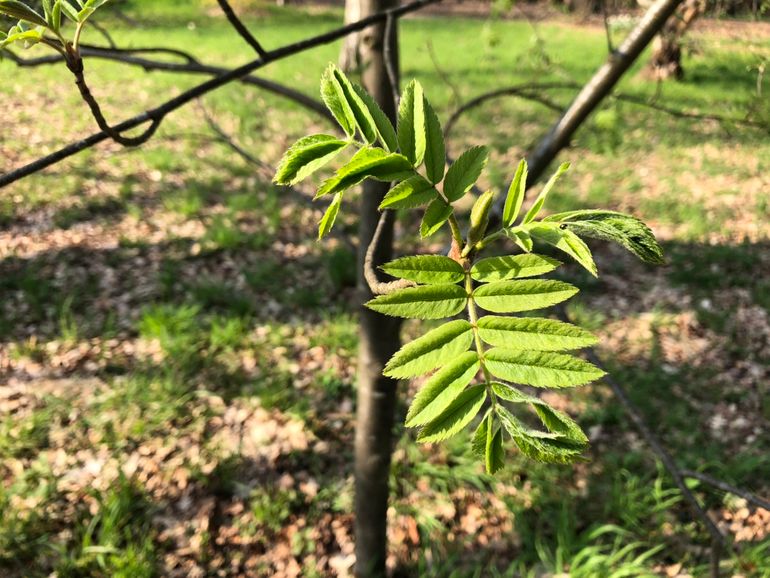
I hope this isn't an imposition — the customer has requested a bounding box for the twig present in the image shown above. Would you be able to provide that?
[443,81,768,145]
[443,82,572,140]
[682,470,770,511]
[66,55,160,147]
[197,101,265,169]
[216,0,267,58]
[89,20,117,49]
[0,0,443,189]
[364,211,416,295]
[4,47,332,123]
[425,39,462,107]
[383,12,400,110]
[556,309,728,567]
[601,0,615,54]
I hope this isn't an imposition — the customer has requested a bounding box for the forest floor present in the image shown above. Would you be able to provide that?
[1,2,769,577]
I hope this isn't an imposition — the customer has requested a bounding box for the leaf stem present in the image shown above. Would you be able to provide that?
[465,271,495,410]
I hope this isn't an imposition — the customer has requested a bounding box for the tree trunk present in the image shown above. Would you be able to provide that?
[340,0,363,71]
[353,1,400,577]
[649,0,706,80]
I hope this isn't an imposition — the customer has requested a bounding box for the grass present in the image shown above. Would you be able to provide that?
[1,1,769,576]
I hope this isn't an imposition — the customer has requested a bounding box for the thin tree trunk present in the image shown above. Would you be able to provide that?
[649,0,706,80]
[354,0,400,576]
[340,0,363,71]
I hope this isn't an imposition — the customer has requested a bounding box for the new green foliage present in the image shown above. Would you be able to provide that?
[274,64,664,473]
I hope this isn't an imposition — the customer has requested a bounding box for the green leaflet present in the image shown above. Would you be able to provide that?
[528,223,597,277]
[320,65,356,137]
[443,146,488,202]
[420,198,452,238]
[384,319,473,378]
[497,406,586,464]
[397,80,426,166]
[491,383,588,444]
[318,193,342,239]
[423,98,446,184]
[471,411,490,457]
[484,348,606,388]
[381,255,464,285]
[273,134,348,185]
[332,68,378,144]
[505,228,533,252]
[532,403,588,444]
[352,84,398,152]
[316,147,413,198]
[0,1,48,26]
[59,0,79,22]
[365,284,467,319]
[486,418,505,474]
[522,162,570,224]
[503,159,528,227]
[380,176,438,210]
[417,384,487,443]
[470,254,561,282]
[477,316,598,351]
[543,210,664,265]
[472,280,578,313]
[405,351,480,427]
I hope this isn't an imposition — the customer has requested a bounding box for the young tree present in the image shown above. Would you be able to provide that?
[275,66,663,574]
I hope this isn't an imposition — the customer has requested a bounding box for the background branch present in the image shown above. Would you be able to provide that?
[0,0,442,189]
[216,0,267,57]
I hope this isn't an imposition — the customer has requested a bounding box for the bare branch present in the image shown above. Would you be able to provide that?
[66,55,160,147]
[216,0,267,57]
[0,0,442,189]
[5,46,333,123]
[443,82,573,140]
[557,307,728,558]
[383,12,400,110]
[364,211,416,295]
[682,469,770,512]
